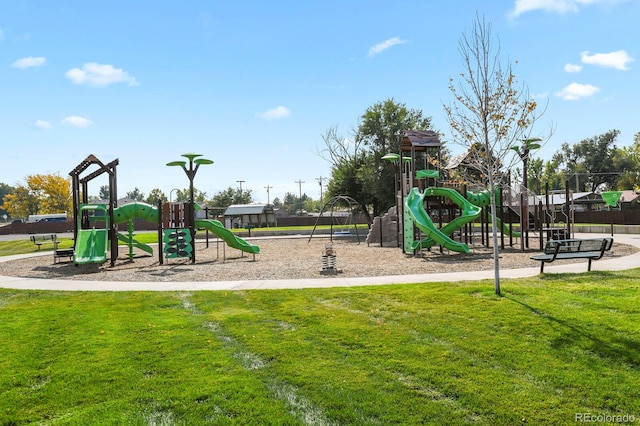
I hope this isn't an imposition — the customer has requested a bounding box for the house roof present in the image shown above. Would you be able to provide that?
[618,190,639,203]
[224,204,273,216]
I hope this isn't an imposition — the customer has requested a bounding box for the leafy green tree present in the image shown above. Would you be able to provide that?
[320,101,437,218]
[145,188,167,205]
[172,188,208,203]
[125,187,145,201]
[357,99,435,216]
[556,130,621,192]
[209,187,251,209]
[99,185,110,201]
[444,15,549,295]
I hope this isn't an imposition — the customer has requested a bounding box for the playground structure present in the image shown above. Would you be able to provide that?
[369,130,579,255]
[68,154,259,267]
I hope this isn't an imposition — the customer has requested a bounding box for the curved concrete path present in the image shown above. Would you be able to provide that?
[1,233,638,291]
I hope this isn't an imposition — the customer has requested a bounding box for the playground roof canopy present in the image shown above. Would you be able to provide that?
[401,130,441,152]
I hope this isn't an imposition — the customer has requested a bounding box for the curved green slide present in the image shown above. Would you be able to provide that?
[195,219,260,254]
[405,187,482,253]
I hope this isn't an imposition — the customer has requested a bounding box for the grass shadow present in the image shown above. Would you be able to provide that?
[505,295,640,369]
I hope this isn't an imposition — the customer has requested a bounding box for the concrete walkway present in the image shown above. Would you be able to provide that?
[1,233,638,292]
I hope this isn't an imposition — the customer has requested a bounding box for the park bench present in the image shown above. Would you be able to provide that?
[53,248,75,264]
[30,234,58,251]
[530,237,613,273]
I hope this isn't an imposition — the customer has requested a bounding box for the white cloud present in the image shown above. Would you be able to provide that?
[11,56,46,69]
[367,37,407,58]
[258,106,291,120]
[65,62,137,87]
[33,120,52,130]
[510,0,619,17]
[61,116,93,128]
[581,50,634,70]
[555,82,600,100]
[0,27,4,41]
[564,63,583,73]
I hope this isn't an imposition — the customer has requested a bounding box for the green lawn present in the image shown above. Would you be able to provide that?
[1,271,639,424]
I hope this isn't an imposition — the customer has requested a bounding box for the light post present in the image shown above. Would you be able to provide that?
[167,153,213,263]
[295,179,305,215]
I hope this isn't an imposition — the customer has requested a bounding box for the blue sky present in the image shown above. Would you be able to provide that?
[1,0,638,203]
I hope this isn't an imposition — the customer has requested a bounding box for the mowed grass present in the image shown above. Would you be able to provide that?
[1,271,639,425]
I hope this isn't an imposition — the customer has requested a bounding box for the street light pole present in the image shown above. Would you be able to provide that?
[295,180,305,215]
[167,153,213,263]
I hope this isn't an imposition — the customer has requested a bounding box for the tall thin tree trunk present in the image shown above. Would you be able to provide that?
[487,175,501,295]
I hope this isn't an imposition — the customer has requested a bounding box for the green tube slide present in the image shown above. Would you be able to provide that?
[195,219,260,254]
[405,187,481,253]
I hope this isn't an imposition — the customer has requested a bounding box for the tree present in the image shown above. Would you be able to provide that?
[126,187,145,201]
[556,130,621,192]
[320,100,438,218]
[145,188,167,205]
[173,188,208,203]
[0,183,15,219]
[98,185,110,201]
[444,15,548,295]
[357,99,435,216]
[209,187,251,209]
[2,174,72,218]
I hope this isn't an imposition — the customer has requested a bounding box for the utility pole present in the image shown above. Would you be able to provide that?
[295,179,305,215]
[236,180,245,196]
[316,176,326,201]
[264,185,273,204]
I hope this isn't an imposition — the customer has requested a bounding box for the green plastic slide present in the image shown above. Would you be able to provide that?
[195,219,260,254]
[74,204,110,265]
[74,228,109,264]
[405,187,482,253]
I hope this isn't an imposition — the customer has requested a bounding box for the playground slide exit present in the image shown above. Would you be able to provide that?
[74,204,110,264]
[405,187,482,253]
[194,219,260,254]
